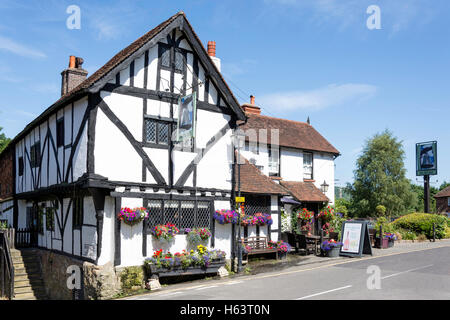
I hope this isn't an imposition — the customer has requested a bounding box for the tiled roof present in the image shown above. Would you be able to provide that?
[235,153,288,195]
[280,180,329,202]
[241,113,340,155]
[6,11,245,151]
[435,186,450,198]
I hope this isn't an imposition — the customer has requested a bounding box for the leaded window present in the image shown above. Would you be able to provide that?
[145,119,170,145]
[175,50,185,72]
[145,199,212,232]
[243,195,270,217]
[160,45,170,68]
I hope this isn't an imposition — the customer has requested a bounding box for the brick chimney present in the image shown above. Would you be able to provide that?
[242,95,261,115]
[61,56,88,96]
[207,41,221,72]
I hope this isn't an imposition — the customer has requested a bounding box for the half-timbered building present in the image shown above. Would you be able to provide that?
[0,11,339,299]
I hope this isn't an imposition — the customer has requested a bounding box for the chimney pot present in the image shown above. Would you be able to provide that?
[69,55,76,68]
[61,56,88,96]
[207,41,216,57]
[250,95,255,105]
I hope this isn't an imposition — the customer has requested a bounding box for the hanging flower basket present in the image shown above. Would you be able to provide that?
[240,213,273,226]
[185,228,212,245]
[150,223,179,242]
[318,206,334,222]
[118,207,149,226]
[297,208,314,221]
[213,209,238,225]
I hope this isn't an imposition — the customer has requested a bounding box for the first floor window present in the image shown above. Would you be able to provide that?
[448,197,450,207]
[56,118,64,148]
[18,157,24,176]
[268,145,279,176]
[145,118,170,146]
[303,152,313,180]
[73,197,83,229]
[30,141,41,168]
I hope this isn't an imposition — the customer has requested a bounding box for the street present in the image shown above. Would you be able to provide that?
[126,245,450,300]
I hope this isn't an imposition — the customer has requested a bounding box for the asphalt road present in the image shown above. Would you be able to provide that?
[128,245,450,300]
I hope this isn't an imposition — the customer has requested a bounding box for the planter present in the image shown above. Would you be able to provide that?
[322,246,341,258]
[375,237,389,249]
[388,239,395,248]
[145,259,225,279]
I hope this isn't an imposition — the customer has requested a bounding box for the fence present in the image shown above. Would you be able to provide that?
[15,228,37,248]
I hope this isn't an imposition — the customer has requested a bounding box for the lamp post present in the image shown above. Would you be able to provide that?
[231,129,245,273]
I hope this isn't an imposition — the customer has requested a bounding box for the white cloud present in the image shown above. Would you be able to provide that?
[0,35,46,59]
[259,83,377,112]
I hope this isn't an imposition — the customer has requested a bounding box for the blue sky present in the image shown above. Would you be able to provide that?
[0,0,449,188]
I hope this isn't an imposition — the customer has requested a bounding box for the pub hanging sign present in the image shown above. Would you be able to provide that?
[416,141,437,176]
[177,92,197,143]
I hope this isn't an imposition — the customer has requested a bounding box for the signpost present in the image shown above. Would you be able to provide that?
[340,220,372,257]
[416,141,437,213]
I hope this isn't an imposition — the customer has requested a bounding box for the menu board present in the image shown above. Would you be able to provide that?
[340,220,372,257]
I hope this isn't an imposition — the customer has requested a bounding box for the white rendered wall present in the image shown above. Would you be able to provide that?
[0,200,14,227]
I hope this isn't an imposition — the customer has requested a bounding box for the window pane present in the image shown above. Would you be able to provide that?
[164,200,179,225]
[175,51,185,72]
[158,122,169,145]
[197,201,210,228]
[145,119,157,143]
[160,46,170,68]
[147,200,163,229]
[180,201,195,229]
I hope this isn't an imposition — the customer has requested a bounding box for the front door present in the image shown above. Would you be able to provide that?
[26,206,39,247]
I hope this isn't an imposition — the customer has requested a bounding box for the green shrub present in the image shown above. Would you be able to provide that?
[120,266,144,290]
[444,226,450,239]
[392,213,447,239]
[399,230,417,240]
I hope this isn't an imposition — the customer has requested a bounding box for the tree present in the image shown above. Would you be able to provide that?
[350,130,416,218]
[0,126,11,153]
[410,181,438,213]
[439,181,450,191]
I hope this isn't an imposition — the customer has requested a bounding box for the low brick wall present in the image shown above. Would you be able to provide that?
[37,250,121,300]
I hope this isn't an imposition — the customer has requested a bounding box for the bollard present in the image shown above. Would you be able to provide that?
[433,223,436,242]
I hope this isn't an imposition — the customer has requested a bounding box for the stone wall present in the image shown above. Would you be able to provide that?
[38,250,121,300]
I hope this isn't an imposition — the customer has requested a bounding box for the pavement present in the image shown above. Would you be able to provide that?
[120,239,450,300]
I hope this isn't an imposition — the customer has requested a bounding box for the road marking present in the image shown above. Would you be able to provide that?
[296,285,353,300]
[194,285,218,291]
[381,264,433,280]
[160,291,182,297]
[118,243,450,300]
[225,280,243,285]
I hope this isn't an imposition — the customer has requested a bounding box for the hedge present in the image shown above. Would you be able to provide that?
[391,213,448,239]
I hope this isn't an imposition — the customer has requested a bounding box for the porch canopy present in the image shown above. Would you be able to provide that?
[279,181,329,203]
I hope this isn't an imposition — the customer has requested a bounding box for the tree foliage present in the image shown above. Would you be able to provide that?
[0,126,11,153]
[350,130,416,218]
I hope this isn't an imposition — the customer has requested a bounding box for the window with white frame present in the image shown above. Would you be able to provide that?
[303,152,313,180]
[268,145,279,176]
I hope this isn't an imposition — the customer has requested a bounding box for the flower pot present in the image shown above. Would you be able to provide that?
[278,251,287,260]
[324,246,341,257]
